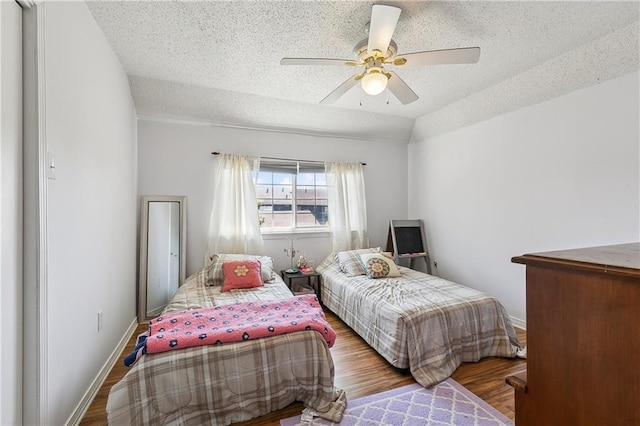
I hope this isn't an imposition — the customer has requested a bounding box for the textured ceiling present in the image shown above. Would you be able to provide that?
[85,1,639,143]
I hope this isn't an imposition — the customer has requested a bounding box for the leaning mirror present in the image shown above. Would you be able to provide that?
[138,196,187,322]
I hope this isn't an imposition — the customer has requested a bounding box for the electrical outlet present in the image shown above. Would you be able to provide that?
[97,310,104,332]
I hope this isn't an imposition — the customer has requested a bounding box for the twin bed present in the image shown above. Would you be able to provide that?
[107,250,521,424]
[107,256,346,425]
[317,248,522,387]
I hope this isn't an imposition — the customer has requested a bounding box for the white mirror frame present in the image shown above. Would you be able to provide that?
[138,195,187,322]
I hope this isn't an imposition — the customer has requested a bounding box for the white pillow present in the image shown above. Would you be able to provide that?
[335,247,381,276]
[359,253,401,279]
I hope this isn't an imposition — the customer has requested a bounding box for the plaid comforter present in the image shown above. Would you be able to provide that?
[107,269,346,425]
[318,257,522,387]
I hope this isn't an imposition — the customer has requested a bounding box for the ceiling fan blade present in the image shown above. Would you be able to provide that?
[320,75,359,104]
[387,72,418,105]
[281,58,358,66]
[367,4,401,55]
[394,47,481,67]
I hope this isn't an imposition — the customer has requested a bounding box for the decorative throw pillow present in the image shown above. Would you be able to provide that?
[359,253,401,279]
[335,247,382,276]
[222,259,263,291]
[207,254,275,286]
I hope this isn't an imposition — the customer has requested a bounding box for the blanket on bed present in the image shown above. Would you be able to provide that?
[125,294,335,366]
[318,257,523,387]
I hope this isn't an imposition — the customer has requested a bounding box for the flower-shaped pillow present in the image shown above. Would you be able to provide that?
[222,259,263,291]
[359,253,401,279]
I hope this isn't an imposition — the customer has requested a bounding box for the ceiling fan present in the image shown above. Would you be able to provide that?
[280,4,480,105]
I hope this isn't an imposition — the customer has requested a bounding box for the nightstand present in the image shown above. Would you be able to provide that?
[280,270,322,303]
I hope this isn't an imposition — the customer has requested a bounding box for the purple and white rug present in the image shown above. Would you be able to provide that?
[280,379,513,426]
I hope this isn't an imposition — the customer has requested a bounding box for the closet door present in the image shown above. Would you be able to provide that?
[1,1,24,424]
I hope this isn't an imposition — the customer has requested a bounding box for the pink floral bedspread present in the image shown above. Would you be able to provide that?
[146,294,335,354]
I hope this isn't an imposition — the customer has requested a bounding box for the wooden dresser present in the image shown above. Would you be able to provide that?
[507,243,639,425]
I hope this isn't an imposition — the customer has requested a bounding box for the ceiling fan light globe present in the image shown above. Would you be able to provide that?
[361,71,388,96]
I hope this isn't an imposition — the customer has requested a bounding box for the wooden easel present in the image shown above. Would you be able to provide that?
[386,219,431,274]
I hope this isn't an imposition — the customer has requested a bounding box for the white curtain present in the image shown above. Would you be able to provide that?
[325,162,369,252]
[205,154,265,265]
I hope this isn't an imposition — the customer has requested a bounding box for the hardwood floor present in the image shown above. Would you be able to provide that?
[80,309,526,425]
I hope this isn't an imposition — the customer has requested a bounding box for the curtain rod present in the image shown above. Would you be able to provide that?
[211,152,366,166]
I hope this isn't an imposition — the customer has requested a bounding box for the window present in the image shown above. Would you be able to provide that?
[255,160,328,231]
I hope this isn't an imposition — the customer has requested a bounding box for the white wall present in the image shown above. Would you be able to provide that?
[1,1,23,424]
[23,2,138,424]
[137,120,408,274]
[408,72,640,323]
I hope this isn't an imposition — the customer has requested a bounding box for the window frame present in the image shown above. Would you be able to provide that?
[255,159,329,234]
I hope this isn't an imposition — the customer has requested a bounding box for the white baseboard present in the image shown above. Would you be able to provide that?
[510,315,526,331]
[66,317,138,426]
